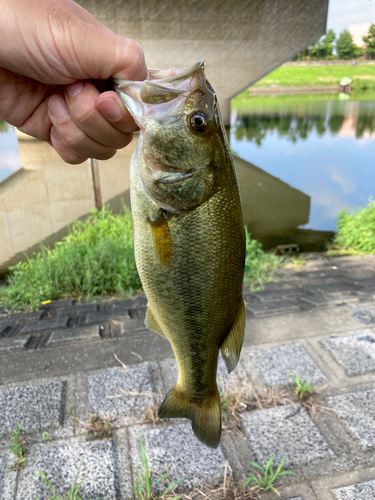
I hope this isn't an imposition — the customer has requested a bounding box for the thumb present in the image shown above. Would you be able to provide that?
[69,24,148,83]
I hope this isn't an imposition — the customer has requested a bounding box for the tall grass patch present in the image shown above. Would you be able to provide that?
[0,206,141,311]
[244,228,283,289]
[329,199,375,255]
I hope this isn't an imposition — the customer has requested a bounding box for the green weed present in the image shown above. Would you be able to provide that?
[328,199,375,255]
[7,422,27,470]
[218,386,232,423]
[290,372,312,400]
[40,431,53,442]
[0,206,141,312]
[34,457,101,500]
[133,433,182,500]
[244,456,294,496]
[244,228,283,289]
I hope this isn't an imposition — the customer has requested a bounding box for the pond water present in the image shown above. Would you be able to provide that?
[0,122,21,183]
[231,93,375,249]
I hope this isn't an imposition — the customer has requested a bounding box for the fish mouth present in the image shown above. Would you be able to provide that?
[114,60,205,89]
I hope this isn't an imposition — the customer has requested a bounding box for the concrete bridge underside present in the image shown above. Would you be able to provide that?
[0,0,328,272]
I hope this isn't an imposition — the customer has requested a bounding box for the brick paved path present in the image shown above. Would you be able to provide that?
[1,254,375,499]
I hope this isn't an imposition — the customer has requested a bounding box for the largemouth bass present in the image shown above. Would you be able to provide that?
[115,61,246,448]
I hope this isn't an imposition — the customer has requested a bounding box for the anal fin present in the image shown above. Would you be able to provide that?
[145,306,167,339]
[221,300,245,373]
[148,211,172,271]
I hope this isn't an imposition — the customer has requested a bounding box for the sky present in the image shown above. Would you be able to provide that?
[327,0,375,34]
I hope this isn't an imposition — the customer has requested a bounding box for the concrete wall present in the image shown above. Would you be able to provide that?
[0,134,136,274]
[77,0,328,123]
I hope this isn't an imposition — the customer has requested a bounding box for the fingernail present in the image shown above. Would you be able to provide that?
[98,98,122,121]
[66,81,84,97]
[49,96,69,121]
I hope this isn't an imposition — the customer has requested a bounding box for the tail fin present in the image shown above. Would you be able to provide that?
[158,385,221,448]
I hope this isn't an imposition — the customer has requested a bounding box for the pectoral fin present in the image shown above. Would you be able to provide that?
[148,212,173,271]
[145,307,167,339]
[221,301,245,373]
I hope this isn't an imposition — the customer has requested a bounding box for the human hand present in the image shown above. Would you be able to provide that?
[0,0,147,164]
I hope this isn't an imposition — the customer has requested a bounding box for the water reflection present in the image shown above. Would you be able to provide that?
[233,100,375,146]
[231,95,375,240]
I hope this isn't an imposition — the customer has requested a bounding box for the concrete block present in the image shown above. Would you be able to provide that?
[47,326,101,345]
[85,311,130,325]
[129,423,227,492]
[331,479,375,499]
[321,331,375,376]
[57,304,98,316]
[0,377,74,447]
[20,316,68,333]
[282,497,304,500]
[0,336,29,351]
[120,317,147,334]
[241,404,335,468]
[241,344,327,387]
[16,438,125,500]
[326,389,375,451]
[0,453,17,500]
[246,299,299,316]
[88,362,159,424]
[300,295,359,307]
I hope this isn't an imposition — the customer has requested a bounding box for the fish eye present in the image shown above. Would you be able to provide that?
[189,111,208,132]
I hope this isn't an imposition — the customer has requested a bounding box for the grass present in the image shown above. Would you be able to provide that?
[0,206,141,312]
[244,456,294,496]
[249,64,375,88]
[328,199,375,255]
[244,228,285,289]
[34,457,101,500]
[7,422,27,470]
[79,415,116,441]
[289,372,312,400]
[133,433,182,500]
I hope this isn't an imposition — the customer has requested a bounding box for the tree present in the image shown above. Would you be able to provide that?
[311,29,336,58]
[336,29,362,59]
[363,23,375,59]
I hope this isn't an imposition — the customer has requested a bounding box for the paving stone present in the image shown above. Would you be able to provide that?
[120,317,147,333]
[0,453,17,500]
[57,304,98,316]
[16,438,125,500]
[85,310,130,325]
[248,289,307,301]
[20,316,69,333]
[326,389,375,451]
[0,336,30,351]
[88,362,157,423]
[241,404,335,468]
[300,295,359,307]
[241,344,327,387]
[47,326,101,345]
[303,283,358,295]
[321,331,375,376]
[245,299,299,316]
[0,380,67,445]
[331,479,375,499]
[129,423,226,492]
[282,497,304,500]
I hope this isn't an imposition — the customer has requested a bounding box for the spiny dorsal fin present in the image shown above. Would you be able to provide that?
[148,212,173,271]
[221,301,245,373]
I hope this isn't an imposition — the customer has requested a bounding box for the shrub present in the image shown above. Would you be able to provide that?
[330,199,375,254]
[0,206,141,311]
[244,228,282,288]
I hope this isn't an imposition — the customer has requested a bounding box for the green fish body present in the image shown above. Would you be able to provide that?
[115,61,246,448]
